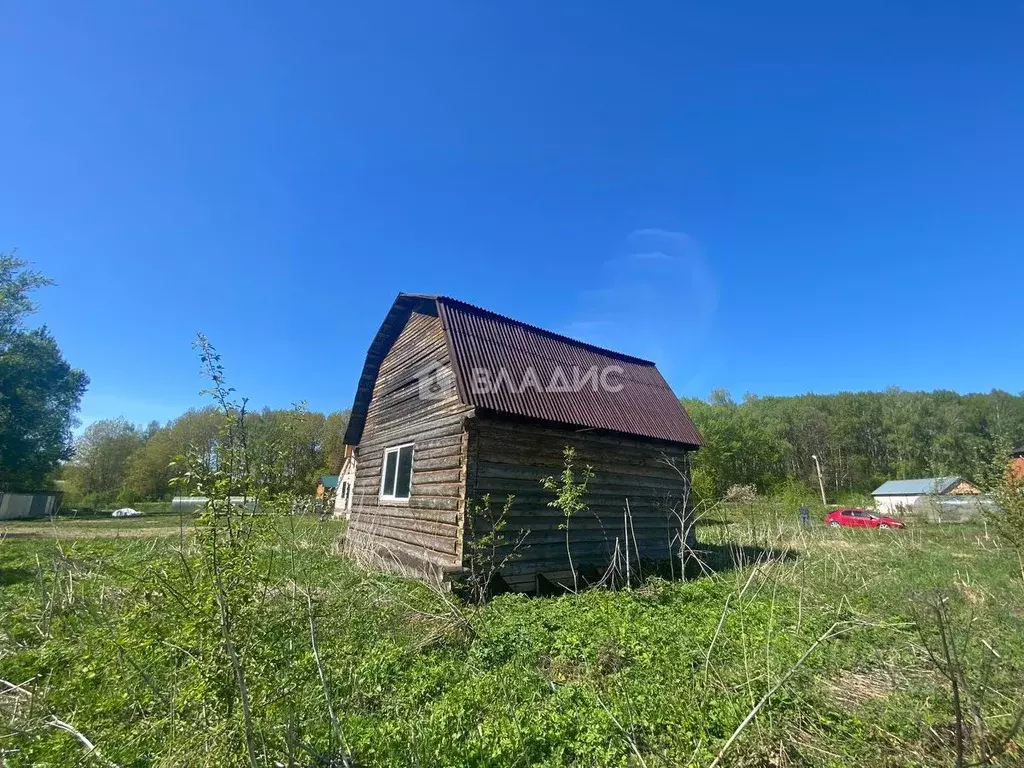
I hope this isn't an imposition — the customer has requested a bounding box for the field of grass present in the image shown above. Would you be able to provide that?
[1,504,1022,766]
[1,509,191,539]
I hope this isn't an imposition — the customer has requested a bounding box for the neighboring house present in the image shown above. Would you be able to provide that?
[0,491,61,520]
[316,474,338,498]
[871,476,979,516]
[340,293,702,591]
[334,446,357,517]
[1012,446,1024,480]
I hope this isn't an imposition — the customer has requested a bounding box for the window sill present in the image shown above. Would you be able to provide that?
[378,497,412,506]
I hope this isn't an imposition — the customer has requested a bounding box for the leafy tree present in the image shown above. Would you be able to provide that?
[63,418,144,505]
[121,407,225,501]
[682,391,787,499]
[247,407,350,495]
[542,446,594,592]
[0,253,87,490]
[324,409,350,474]
[0,252,52,335]
[683,388,1024,500]
[67,405,350,505]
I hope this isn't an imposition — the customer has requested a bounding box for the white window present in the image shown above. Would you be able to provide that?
[380,443,414,501]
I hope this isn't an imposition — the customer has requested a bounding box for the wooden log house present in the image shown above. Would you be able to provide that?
[340,293,703,591]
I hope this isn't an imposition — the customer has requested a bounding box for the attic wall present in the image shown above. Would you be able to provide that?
[465,416,694,591]
[345,310,473,574]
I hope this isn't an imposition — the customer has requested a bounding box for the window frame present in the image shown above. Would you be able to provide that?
[379,442,415,502]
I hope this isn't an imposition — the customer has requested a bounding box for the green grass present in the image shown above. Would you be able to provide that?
[1,505,1022,766]
[1,510,192,539]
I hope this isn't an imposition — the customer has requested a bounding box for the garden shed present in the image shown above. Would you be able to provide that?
[339,293,702,591]
[871,476,979,516]
[0,491,61,520]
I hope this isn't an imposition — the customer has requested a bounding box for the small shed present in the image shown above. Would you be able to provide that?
[340,293,702,591]
[316,474,338,499]
[0,491,61,520]
[871,476,979,516]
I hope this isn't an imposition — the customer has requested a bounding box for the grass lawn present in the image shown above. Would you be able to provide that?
[1,504,1022,766]
[1,511,193,539]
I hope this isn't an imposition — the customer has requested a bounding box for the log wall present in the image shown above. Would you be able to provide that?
[345,310,473,574]
[465,416,694,591]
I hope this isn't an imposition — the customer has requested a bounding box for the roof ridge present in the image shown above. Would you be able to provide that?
[430,294,657,367]
[871,476,962,495]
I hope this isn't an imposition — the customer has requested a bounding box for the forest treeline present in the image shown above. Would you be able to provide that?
[8,254,1021,508]
[61,387,1023,508]
[683,388,1024,500]
[62,407,349,508]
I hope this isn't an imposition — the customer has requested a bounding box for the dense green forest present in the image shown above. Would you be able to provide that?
[62,407,350,507]
[9,253,1012,511]
[683,388,1024,500]
[63,387,1024,508]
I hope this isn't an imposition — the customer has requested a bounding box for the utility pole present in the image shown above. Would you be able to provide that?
[811,453,827,507]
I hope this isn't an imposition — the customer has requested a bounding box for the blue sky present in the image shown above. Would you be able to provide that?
[3,1,1022,429]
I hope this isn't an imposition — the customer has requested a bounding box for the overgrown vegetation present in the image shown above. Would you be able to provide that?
[3,333,1023,764]
[60,378,1024,510]
[909,590,1023,767]
[542,447,594,593]
[4,499,1024,766]
[461,493,529,605]
[0,253,88,491]
[61,404,350,509]
[988,449,1024,572]
[5,324,1024,765]
[684,388,1024,500]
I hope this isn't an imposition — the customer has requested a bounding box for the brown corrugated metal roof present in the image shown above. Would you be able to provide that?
[437,296,701,447]
[344,293,702,448]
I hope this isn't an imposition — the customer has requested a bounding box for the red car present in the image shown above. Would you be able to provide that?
[825,508,905,530]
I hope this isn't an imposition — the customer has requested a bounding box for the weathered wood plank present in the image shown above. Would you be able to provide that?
[349,512,458,539]
[412,456,464,472]
[346,310,472,569]
[358,524,458,556]
[412,468,462,485]
[413,482,463,498]
[413,442,465,461]
[464,415,694,588]
[347,505,458,525]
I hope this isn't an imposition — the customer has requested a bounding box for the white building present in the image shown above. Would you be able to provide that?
[0,492,60,520]
[870,476,979,516]
[333,445,357,518]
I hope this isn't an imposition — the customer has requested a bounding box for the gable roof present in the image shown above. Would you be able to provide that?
[871,477,962,496]
[344,293,702,448]
[319,475,339,489]
[1013,446,1024,458]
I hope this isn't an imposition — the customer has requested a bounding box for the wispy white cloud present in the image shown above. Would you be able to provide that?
[629,251,674,261]
[559,229,721,394]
